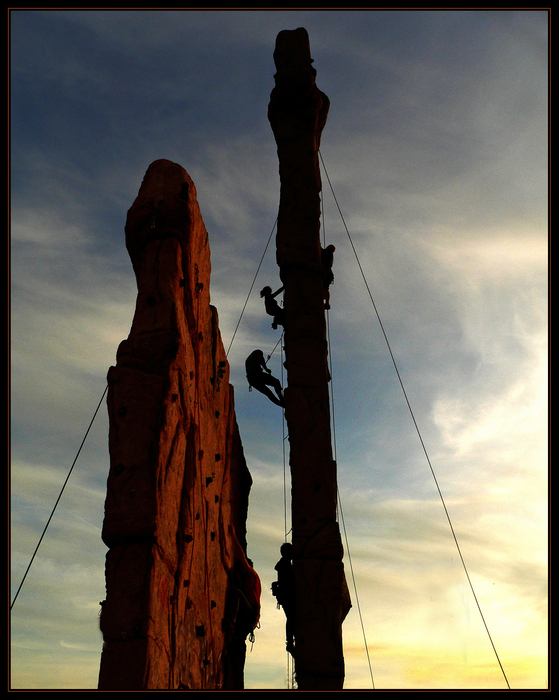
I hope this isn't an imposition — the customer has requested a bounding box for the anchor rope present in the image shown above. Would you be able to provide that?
[10,383,109,611]
[225,216,278,358]
[321,194,376,690]
[319,151,511,690]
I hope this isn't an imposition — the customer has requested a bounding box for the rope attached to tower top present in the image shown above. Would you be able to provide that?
[319,150,511,691]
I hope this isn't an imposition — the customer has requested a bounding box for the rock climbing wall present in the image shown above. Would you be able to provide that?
[98,159,259,690]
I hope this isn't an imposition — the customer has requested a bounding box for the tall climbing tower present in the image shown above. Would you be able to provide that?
[268,28,351,689]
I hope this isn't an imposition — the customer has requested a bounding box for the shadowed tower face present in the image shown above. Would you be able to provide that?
[268,28,351,690]
[98,159,259,690]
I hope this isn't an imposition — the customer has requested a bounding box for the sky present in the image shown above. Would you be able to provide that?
[9,8,548,691]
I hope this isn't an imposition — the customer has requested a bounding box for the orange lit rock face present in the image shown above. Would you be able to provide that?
[99,160,259,690]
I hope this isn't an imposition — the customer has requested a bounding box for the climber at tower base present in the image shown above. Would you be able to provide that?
[260,285,285,329]
[272,542,296,656]
[245,349,284,407]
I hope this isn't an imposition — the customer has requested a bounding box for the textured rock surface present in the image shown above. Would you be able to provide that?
[269,28,350,689]
[98,159,259,690]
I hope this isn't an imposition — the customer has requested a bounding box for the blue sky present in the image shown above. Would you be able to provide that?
[9,9,548,690]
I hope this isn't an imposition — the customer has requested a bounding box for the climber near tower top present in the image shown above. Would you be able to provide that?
[260,285,285,330]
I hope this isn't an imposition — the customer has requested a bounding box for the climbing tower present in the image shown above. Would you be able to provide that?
[268,28,351,689]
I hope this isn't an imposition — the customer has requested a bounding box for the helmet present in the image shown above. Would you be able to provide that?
[280,542,293,558]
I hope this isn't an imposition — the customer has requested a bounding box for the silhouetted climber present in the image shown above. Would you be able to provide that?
[272,542,296,655]
[321,244,335,309]
[245,349,285,407]
[260,285,285,329]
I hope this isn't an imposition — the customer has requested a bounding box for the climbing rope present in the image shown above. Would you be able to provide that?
[225,216,278,358]
[10,384,109,611]
[279,336,290,544]
[279,338,296,690]
[319,151,511,690]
